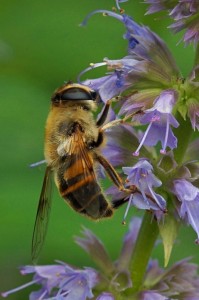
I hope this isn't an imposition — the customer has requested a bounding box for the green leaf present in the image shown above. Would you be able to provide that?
[159,214,180,267]
[177,101,188,119]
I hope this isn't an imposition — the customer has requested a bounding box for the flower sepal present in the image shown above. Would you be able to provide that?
[158,213,180,267]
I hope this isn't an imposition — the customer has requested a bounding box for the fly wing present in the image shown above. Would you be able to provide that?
[63,128,97,196]
[31,166,53,262]
[60,129,112,219]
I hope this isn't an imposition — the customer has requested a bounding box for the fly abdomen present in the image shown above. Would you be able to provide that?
[57,169,113,219]
[66,191,113,219]
[54,121,113,219]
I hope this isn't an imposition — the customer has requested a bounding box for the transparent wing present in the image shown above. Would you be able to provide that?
[62,129,105,217]
[31,166,53,263]
[66,128,96,180]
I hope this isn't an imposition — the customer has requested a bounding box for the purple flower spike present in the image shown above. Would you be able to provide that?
[3,220,199,299]
[169,1,199,45]
[80,9,179,89]
[2,263,98,300]
[141,258,199,299]
[123,159,166,213]
[119,14,179,76]
[173,179,199,243]
[133,89,179,155]
[144,0,199,45]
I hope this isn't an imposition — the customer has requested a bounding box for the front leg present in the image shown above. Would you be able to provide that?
[87,131,104,149]
[100,110,143,132]
[96,99,112,127]
[96,96,141,129]
[94,152,131,193]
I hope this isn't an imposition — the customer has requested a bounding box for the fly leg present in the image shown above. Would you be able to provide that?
[94,153,135,194]
[96,99,112,127]
[100,110,143,131]
[96,97,142,143]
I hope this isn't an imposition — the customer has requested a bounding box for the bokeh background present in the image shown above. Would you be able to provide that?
[0,0,198,299]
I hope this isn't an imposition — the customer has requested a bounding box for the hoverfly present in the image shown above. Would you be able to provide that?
[32,82,130,262]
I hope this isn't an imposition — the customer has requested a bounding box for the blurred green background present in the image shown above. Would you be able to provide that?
[0,0,198,299]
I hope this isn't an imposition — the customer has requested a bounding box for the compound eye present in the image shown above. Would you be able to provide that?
[51,86,98,103]
[60,88,93,100]
[90,90,97,100]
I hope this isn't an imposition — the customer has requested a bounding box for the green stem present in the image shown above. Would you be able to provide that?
[124,212,159,295]
[173,113,193,164]
[194,42,199,66]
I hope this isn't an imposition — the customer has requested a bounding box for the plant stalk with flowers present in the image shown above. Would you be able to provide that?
[2,0,199,299]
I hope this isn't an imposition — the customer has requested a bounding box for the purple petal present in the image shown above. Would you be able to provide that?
[144,1,166,15]
[123,159,153,175]
[143,257,199,297]
[143,172,162,188]
[140,122,178,150]
[102,124,140,167]
[180,198,199,241]
[148,190,166,211]
[147,89,178,114]
[96,292,115,300]
[174,179,199,202]
[84,74,124,103]
[140,291,167,300]
[123,160,158,188]
[58,272,94,300]
[29,288,48,300]
[132,192,164,211]
[173,180,199,241]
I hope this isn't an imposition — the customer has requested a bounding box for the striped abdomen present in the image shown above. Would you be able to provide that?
[56,154,113,219]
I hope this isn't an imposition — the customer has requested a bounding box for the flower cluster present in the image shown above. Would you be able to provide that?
[2,219,199,299]
[79,2,199,243]
[4,1,199,299]
[144,0,199,45]
[2,264,98,300]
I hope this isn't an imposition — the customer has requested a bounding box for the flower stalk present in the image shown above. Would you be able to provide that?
[124,212,159,295]
[195,43,199,66]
